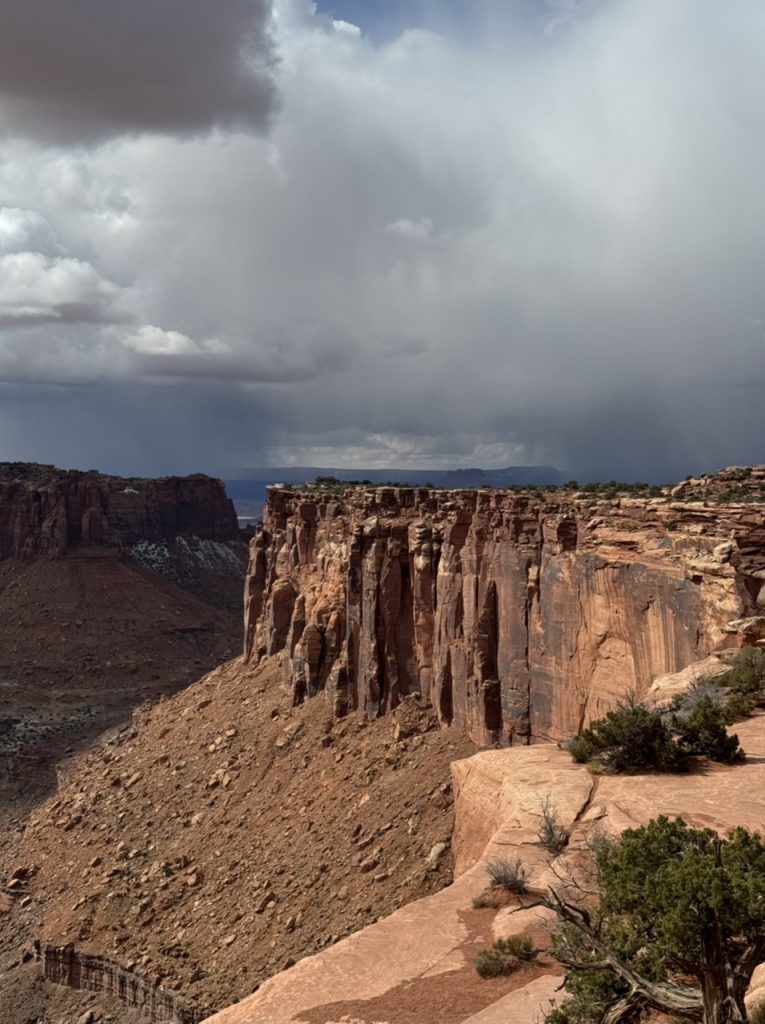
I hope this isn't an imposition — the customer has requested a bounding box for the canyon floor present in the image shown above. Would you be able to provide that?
[0,654,476,1023]
[0,553,242,830]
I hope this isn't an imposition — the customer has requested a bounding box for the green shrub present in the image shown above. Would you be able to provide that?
[485,856,528,893]
[568,692,744,774]
[724,689,758,722]
[543,1010,571,1024]
[474,935,536,978]
[673,696,744,763]
[718,647,765,697]
[671,649,765,726]
[542,971,628,1023]
[669,676,727,718]
[568,699,683,774]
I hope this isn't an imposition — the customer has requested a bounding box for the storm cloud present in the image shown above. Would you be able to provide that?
[0,0,276,142]
[0,0,764,480]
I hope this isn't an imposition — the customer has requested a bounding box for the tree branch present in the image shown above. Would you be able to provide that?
[601,994,645,1024]
[546,888,703,1020]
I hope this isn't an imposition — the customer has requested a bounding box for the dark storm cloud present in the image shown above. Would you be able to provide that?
[2,0,765,478]
[0,0,276,143]
[0,380,277,476]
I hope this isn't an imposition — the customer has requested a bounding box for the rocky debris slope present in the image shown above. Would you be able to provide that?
[0,464,250,822]
[205,711,765,1024]
[0,555,238,822]
[245,480,765,746]
[0,655,475,1021]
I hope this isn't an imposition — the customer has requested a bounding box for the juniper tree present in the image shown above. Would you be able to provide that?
[546,817,765,1024]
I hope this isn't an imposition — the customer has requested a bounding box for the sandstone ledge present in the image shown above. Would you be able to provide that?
[205,714,765,1024]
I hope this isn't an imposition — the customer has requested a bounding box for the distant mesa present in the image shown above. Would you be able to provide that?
[0,461,241,561]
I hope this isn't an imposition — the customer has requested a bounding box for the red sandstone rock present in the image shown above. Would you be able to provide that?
[0,462,239,560]
[244,485,765,745]
[205,714,765,1024]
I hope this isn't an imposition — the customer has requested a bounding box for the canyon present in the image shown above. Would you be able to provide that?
[0,464,249,821]
[4,467,765,1023]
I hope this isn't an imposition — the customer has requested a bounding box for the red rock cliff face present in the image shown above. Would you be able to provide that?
[0,463,239,560]
[245,486,765,745]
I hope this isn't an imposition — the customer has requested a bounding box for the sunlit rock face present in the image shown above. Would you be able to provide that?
[245,483,765,745]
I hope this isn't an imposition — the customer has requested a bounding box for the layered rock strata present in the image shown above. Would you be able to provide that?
[0,463,239,560]
[245,485,765,744]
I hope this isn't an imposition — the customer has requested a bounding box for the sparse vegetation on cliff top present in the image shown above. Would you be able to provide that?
[567,695,744,774]
[474,935,537,978]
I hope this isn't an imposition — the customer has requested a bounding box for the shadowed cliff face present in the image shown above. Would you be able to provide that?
[245,486,765,745]
[0,463,239,559]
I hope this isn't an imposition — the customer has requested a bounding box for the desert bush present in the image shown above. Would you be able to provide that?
[673,696,744,764]
[668,649,765,728]
[542,966,627,1024]
[719,646,765,697]
[474,935,536,978]
[568,699,683,773]
[750,1003,765,1024]
[485,855,528,893]
[669,676,728,719]
[538,796,568,855]
[569,692,743,774]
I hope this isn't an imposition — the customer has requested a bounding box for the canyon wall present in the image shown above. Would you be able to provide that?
[0,463,239,561]
[245,485,765,745]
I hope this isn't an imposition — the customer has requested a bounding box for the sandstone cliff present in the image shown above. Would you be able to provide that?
[245,484,765,744]
[0,462,239,560]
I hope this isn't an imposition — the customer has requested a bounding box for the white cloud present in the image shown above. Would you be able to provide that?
[332,19,362,38]
[383,217,434,240]
[122,326,208,356]
[0,207,61,257]
[0,252,121,324]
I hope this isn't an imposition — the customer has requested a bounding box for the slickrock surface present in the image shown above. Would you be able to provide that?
[245,480,765,746]
[206,713,765,1024]
[0,656,475,1021]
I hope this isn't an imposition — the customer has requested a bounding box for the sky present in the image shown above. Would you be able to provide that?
[0,0,764,481]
